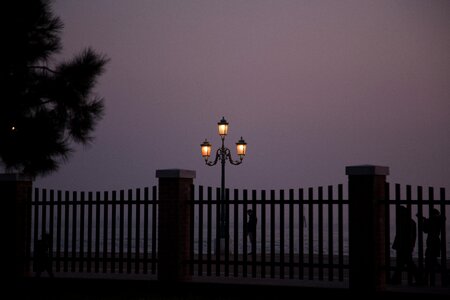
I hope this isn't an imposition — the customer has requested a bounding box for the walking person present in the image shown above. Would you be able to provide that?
[417,208,445,285]
[391,206,419,284]
[35,233,54,278]
[246,209,257,255]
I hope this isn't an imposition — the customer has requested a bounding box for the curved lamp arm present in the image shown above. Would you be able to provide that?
[205,148,221,166]
[226,148,243,165]
[204,147,243,166]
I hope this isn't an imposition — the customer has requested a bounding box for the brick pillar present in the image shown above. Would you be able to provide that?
[346,165,389,293]
[0,174,33,280]
[156,169,195,282]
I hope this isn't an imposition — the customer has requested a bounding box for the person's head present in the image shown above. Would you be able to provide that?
[247,209,253,216]
[431,208,440,217]
[397,206,409,217]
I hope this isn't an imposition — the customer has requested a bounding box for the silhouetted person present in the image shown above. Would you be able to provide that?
[35,233,54,278]
[418,208,445,285]
[391,206,419,284]
[246,209,257,255]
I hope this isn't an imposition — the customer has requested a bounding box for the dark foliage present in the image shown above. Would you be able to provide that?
[1,0,109,176]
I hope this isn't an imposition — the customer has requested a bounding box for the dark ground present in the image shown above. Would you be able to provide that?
[11,276,450,300]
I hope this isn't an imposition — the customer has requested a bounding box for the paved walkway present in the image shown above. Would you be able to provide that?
[25,270,449,298]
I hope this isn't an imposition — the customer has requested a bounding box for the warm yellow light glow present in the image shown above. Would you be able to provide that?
[237,144,245,155]
[201,139,212,158]
[201,145,211,157]
[217,117,229,137]
[11,126,16,131]
[236,137,247,157]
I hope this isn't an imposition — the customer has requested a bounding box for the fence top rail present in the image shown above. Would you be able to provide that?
[34,186,157,193]
[31,183,447,202]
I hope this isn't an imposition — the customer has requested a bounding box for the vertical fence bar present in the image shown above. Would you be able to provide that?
[224,189,231,277]
[428,187,436,286]
[95,191,101,273]
[395,183,401,214]
[71,191,77,272]
[199,186,204,276]
[104,191,109,273]
[261,190,266,279]
[395,183,401,206]
[143,188,149,274]
[289,189,294,279]
[416,186,424,273]
[298,188,304,280]
[233,188,239,277]
[215,187,221,276]
[64,191,70,272]
[42,189,47,245]
[279,189,285,279]
[251,189,257,278]
[428,187,434,214]
[406,185,413,284]
[119,190,124,273]
[327,185,333,281]
[151,186,157,274]
[111,191,117,273]
[393,184,401,283]
[439,188,447,287]
[406,185,412,212]
[242,189,248,277]
[127,189,132,274]
[135,189,140,274]
[33,188,39,272]
[270,189,275,278]
[308,187,314,280]
[318,186,324,280]
[384,183,391,284]
[189,185,195,276]
[49,189,54,273]
[206,186,212,276]
[337,184,344,281]
[79,192,85,272]
[56,190,62,272]
[87,191,93,273]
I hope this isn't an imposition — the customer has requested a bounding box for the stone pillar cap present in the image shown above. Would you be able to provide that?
[345,165,389,176]
[156,169,196,179]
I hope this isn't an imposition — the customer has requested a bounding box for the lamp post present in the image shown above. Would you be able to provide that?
[201,117,247,239]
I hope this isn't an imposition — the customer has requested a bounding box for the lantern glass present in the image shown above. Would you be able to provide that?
[217,117,229,137]
[201,139,212,158]
[236,137,247,157]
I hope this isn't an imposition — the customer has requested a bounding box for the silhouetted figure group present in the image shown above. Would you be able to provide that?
[392,206,445,286]
[35,233,54,278]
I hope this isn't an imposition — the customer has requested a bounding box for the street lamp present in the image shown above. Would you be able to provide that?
[201,117,247,239]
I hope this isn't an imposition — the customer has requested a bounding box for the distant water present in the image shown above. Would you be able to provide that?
[32,202,450,257]
[33,218,450,258]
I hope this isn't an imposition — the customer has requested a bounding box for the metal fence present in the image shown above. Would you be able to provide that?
[28,183,449,287]
[30,187,158,275]
[188,185,348,281]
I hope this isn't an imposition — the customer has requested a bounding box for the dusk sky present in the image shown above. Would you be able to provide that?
[35,0,450,194]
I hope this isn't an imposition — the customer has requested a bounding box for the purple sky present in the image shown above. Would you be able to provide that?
[35,0,450,194]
